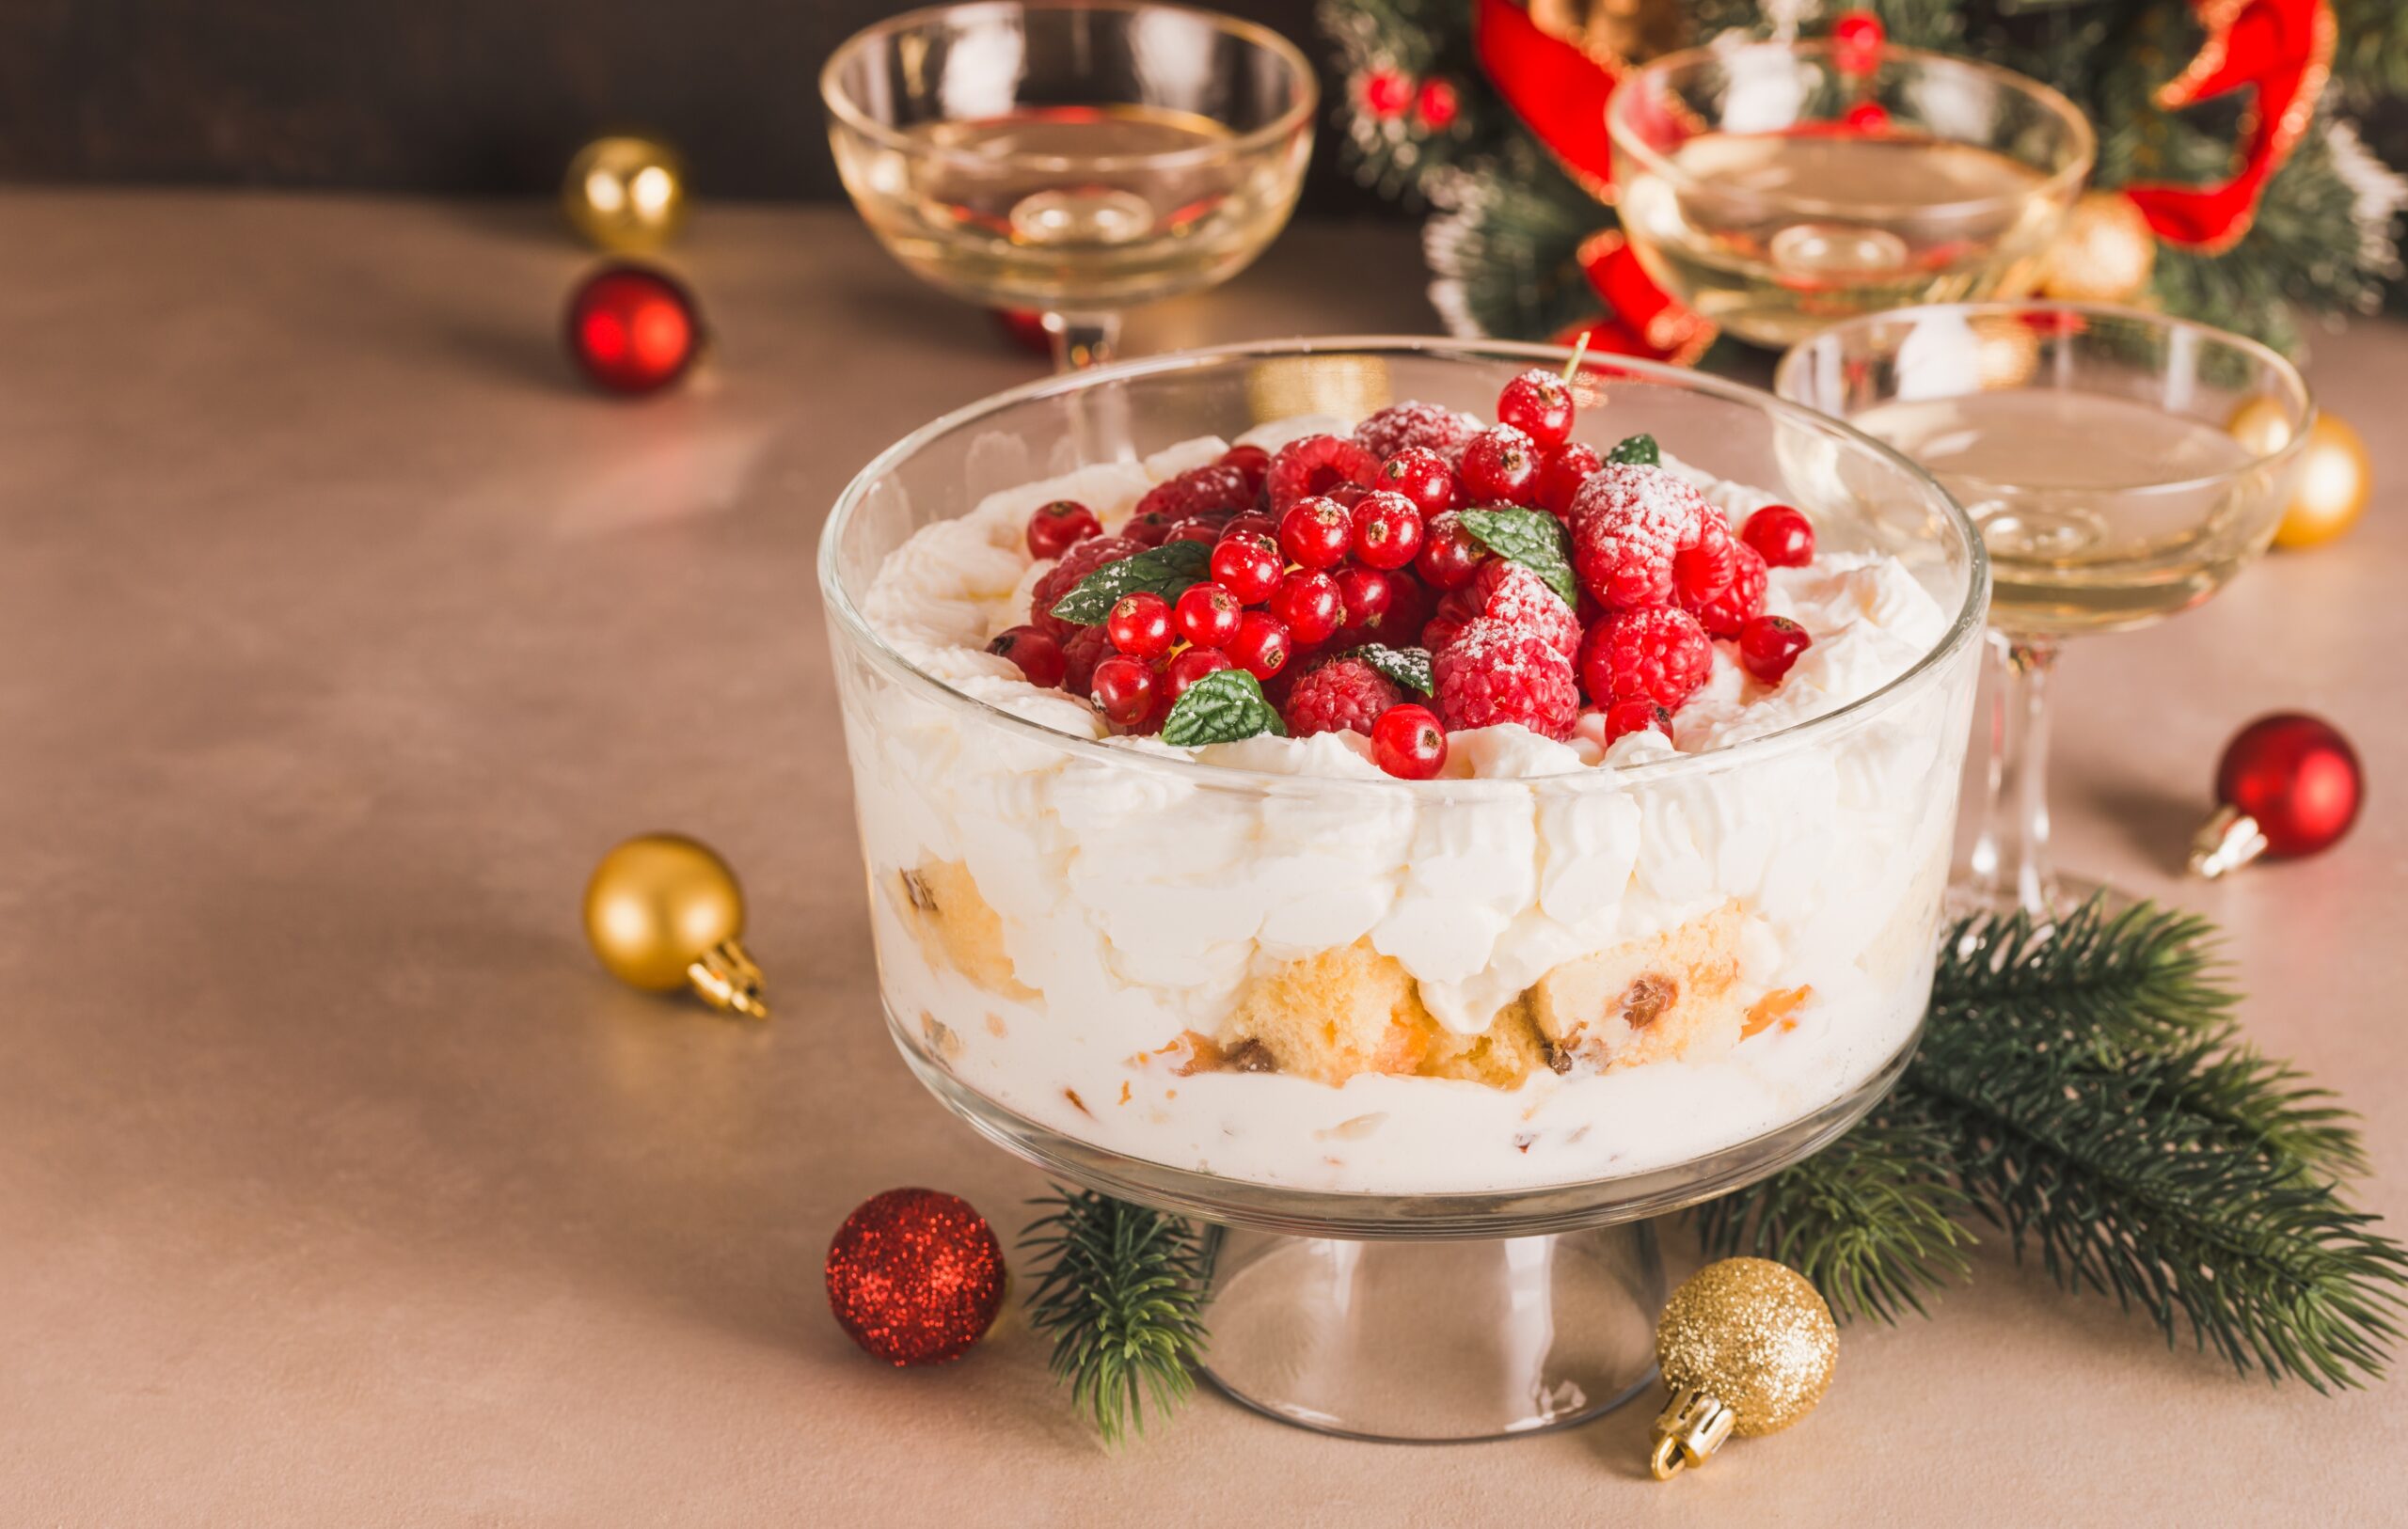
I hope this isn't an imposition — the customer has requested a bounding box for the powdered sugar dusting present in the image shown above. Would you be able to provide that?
[1570,464,1715,610]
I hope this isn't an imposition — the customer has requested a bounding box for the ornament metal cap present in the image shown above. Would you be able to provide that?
[2188,802,2270,879]
[1649,1385,1739,1479]
[583,833,770,1018]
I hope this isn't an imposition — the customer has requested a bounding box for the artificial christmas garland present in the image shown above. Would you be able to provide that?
[1020,899,2405,1440]
[1319,0,2408,358]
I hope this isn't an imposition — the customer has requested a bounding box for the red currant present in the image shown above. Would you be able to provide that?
[1227,611,1291,681]
[1163,517,1224,546]
[1271,571,1345,647]
[1414,511,1486,591]
[1164,645,1233,703]
[1371,703,1449,780]
[1219,443,1272,497]
[1350,491,1426,572]
[1832,9,1885,73]
[1535,442,1603,517]
[1334,565,1393,631]
[1124,510,1179,547]
[1090,654,1159,728]
[1497,369,1576,449]
[1843,99,1890,132]
[1173,581,1244,650]
[1105,591,1175,659]
[1602,698,1672,745]
[1741,504,1815,568]
[1459,425,1540,504]
[1375,447,1461,516]
[1211,531,1285,606]
[1223,512,1278,544]
[1279,497,1354,571]
[1026,500,1101,560]
[987,625,1067,688]
[1739,615,1813,684]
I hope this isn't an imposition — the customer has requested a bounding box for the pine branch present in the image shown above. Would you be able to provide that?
[1020,1189,1210,1444]
[1934,899,2233,1057]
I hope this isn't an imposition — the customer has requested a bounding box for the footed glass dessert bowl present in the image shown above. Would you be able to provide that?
[820,339,1988,1440]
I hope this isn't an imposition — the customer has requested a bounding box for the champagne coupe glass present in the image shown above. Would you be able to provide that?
[822,339,1987,1441]
[821,1,1316,371]
[1778,303,2312,916]
[1606,35,2094,347]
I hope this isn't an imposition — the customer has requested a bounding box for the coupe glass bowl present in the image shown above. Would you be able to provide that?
[820,339,1988,1440]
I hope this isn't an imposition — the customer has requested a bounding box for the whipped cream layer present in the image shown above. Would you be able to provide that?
[837,418,1976,1193]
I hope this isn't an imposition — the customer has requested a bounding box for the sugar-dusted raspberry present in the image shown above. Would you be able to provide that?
[1739,615,1813,685]
[1281,654,1405,738]
[1567,464,1715,611]
[1133,463,1253,526]
[1267,433,1380,514]
[1692,543,1767,638]
[1576,606,1713,711]
[1434,620,1580,740]
[1674,516,1738,611]
[1471,559,1581,658]
[1355,401,1481,464]
[1032,533,1144,638]
[1420,584,1482,654]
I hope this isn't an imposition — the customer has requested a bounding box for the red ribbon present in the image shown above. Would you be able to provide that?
[2123,0,2337,251]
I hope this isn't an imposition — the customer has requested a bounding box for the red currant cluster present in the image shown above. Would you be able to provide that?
[983,371,1819,779]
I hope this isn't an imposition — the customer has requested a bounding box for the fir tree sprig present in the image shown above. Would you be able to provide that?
[1699,898,2408,1390]
[1020,1189,1211,1444]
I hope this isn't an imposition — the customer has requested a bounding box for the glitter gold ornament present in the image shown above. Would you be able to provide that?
[2038,190,2157,304]
[563,135,689,253]
[1649,1257,1837,1480]
[582,833,768,1017]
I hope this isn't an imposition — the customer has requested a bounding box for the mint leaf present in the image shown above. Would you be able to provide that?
[1049,540,1212,625]
[1607,433,1660,466]
[1160,669,1287,748]
[1348,644,1434,696]
[1457,508,1577,607]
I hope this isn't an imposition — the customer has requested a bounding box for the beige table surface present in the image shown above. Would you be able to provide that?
[0,192,2400,1526]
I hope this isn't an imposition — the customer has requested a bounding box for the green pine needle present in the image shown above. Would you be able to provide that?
[1020,1189,1210,1445]
[1699,897,2408,1390]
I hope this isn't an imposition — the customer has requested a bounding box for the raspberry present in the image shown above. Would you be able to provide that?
[1692,544,1767,638]
[1497,369,1576,449]
[1576,606,1713,712]
[987,625,1067,688]
[1535,442,1603,518]
[1355,402,1481,464]
[1371,702,1449,779]
[1133,463,1252,525]
[1433,621,1580,740]
[1026,500,1101,560]
[1459,424,1541,504]
[1674,518,1739,611]
[1281,654,1405,738]
[1350,491,1426,571]
[1739,615,1813,685]
[1414,511,1486,591]
[1741,503,1815,568]
[1061,624,1111,697]
[1219,443,1272,497]
[1601,698,1674,746]
[1266,434,1380,514]
[1567,464,1715,611]
[1420,584,1482,654]
[1471,559,1581,658]
[1032,533,1143,638]
[1375,447,1461,516]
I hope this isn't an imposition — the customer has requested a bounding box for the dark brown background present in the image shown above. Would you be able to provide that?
[0,0,1386,205]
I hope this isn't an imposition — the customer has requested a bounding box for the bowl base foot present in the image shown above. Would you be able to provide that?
[1196,1222,1665,1442]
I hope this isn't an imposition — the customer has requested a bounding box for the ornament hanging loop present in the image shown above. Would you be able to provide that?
[2188,803,2270,878]
[688,937,769,1018]
[1648,1385,1738,1479]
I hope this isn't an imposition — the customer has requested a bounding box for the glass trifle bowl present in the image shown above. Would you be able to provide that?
[820,339,1988,1441]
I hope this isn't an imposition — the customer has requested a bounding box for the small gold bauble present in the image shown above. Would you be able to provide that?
[2038,190,2157,304]
[582,833,768,1017]
[1649,1257,1837,1479]
[563,135,688,254]
[2274,413,2372,550]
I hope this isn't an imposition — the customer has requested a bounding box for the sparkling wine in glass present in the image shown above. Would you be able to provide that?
[822,3,1316,370]
[1608,38,2093,348]
[1777,304,2312,914]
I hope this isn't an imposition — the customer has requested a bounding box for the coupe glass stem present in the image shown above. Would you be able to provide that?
[1044,309,1121,371]
[1960,631,2061,915]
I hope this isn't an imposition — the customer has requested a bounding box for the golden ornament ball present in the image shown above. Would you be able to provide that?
[563,135,689,253]
[1649,1256,1838,1479]
[2276,414,2372,550]
[2037,191,2157,304]
[582,833,768,1017]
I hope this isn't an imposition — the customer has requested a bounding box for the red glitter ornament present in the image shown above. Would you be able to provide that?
[824,1187,1006,1366]
[2190,713,2364,877]
[565,262,702,396]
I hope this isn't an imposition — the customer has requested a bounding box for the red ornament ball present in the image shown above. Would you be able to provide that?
[566,262,702,395]
[824,1188,1006,1366]
[2214,713,2363,859]
[1364,69,1414,118]
[1831,10,1886,73]
[1415,78,1462,131]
